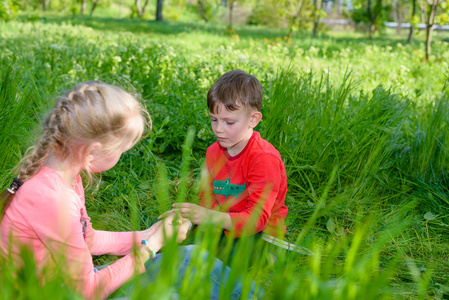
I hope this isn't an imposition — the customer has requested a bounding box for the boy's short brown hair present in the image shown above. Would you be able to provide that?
[207,70,263,114]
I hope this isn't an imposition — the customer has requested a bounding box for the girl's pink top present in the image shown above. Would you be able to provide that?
[0,167,145,299]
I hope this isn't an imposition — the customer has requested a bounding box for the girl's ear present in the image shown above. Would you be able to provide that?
[83,142,102,169]
[249,111,262,128]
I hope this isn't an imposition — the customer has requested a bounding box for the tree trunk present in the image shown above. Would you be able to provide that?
[313,22,319,38]
[407,0,416,43]
[425,3,438,61]
[421,4,427,23]
[367,0,382,39]
[90,0,100,16]
[367,0,372,37]
[286,0,304,44]
[369,22,375,38]
[287,28,293,43]
[396,0,402,34]
[156,0,164,21]
[141,0,151,17]
[425,23,434,60]
[228,1,234,31]
[42,0,48,11]
[198,0,209,22]
[80,0,86,15]
[119,0,124,18]
[136,0,143,17]
[287,14,299,43]
[312,0,321,38]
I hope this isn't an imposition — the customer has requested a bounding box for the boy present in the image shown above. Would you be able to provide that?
[168,69,288,243]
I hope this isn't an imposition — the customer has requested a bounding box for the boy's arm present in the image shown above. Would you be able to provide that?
[170,203,233,229]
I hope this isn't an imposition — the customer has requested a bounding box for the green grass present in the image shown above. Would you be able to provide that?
[1,13,449,299]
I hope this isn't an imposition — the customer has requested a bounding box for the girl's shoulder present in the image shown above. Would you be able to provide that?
[5,168,85,230]
[17,167,83,208]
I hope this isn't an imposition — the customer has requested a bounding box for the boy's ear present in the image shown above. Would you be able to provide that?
[249,111,262,128]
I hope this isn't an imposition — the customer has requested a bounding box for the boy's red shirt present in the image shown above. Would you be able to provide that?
[199,131,288,238]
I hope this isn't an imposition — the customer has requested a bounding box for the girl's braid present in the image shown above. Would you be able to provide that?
[16,83,97,182]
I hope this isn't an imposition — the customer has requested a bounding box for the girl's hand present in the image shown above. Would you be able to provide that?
[141,213,191,260]
[154,213,191,244]
[159,203,211,225]
[140,221,161,241]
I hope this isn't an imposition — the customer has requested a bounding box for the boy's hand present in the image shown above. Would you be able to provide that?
[159,204,232,230]
[159,203,210,225]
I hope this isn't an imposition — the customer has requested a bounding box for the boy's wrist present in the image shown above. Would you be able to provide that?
[211,210,232,230]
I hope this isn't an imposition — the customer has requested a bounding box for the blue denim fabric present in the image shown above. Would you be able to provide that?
[145,245,260,299]
[112,245,261,299]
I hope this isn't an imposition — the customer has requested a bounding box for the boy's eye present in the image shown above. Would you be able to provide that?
[210,118,217,122]
[226,121,235,125]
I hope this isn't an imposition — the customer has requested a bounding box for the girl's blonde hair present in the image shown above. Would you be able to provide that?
[1,81,151,218]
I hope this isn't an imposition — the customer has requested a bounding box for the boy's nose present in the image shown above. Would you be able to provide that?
[215,122,224,133]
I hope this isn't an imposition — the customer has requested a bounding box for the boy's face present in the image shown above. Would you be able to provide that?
[209,103,261,156]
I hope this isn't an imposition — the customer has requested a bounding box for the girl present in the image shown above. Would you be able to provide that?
[0,81,192,299]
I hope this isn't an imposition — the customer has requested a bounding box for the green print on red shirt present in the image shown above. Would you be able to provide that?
[212,179,247,199]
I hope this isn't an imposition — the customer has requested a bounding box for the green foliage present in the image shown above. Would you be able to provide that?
[247,0,285,26]
[262,69,410,202]
[0,0,19,21]
[195,0,216,21]
[246,0,320,31]
[350,0,392,34]
[165,0,185,21]
[0,66,48,188]
[436,0,449,25]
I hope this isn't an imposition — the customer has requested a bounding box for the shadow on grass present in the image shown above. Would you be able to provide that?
[17,13,426,50]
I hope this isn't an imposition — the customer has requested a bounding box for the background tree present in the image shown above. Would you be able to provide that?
[419,0,446,60]
[351,0,391,38]
[156,0,163,21]
[247,0,285,27]
[0,0,19,20]
[286,0,306,43]
[394,0,403,33]
[198,0,209,22]
[80,0,86,14]
[312,0,327,37]
[407,0,417,42]
[227,0,236,32]
[41,0,49,10]
[367,0,383,38]
[90,0,108,16]
[136,0,151,18]
[225,0,250,33]
[119,0,124,18]
[247,0,323,40]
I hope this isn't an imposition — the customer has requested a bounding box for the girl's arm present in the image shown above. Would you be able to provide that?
[30,190,146,300]
[82,210,142,256]
[140,221,161,241]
